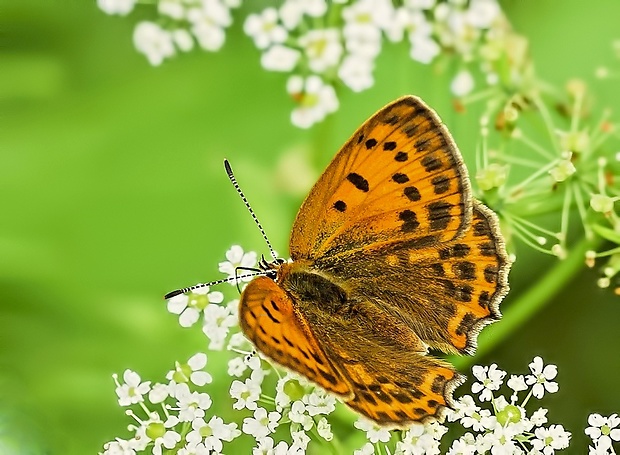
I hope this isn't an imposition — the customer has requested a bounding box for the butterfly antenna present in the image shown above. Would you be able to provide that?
[224,159,278,261]
[164,271,269,300]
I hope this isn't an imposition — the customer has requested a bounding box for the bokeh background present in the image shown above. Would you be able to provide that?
[2,0,620,453]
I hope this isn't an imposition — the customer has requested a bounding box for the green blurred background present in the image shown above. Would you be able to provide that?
[2,0,620,453]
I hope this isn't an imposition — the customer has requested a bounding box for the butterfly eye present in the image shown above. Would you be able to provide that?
[266,269,277,280]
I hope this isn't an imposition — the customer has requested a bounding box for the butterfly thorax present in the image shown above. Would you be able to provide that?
[274,261,351,315]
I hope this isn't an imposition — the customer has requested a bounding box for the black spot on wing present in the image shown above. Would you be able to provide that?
[421,155,442,172]
[392,173,409,184]
[383,141,397,151]
[365,138,378,149]
[333,200,347,212]
[431,175,450,194]
[394,151,408,161]
[347,173,369,192]
[427,201,452,231]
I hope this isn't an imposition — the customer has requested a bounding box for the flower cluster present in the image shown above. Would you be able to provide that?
[97,0,515,128]
[469,73,620,292]
[101,246,619,454]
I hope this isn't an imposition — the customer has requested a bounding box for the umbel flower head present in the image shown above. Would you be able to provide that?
[98,0,509,127]
[98,246,620,454]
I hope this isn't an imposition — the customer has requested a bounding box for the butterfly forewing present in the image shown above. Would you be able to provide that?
[290,96,472,261]
[238,277,352,397]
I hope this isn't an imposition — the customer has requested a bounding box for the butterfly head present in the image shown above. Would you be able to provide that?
[258,254,286,279]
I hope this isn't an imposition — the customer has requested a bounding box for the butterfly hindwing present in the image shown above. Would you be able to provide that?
[295,297,464,425]
[290,95,472,261]
[238,276,352,397]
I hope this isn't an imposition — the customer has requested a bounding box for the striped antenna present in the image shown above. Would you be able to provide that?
[224,159,278,261]
[164,271,269,300]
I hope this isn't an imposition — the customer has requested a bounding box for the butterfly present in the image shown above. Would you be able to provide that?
[168,96,510,426]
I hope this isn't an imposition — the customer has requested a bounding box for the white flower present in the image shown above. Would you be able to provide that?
[288,400,314,430]
[167,352,213,387]
[471,363,506,401]
[186,416,240,453]
[316,417,333,441]
[448,433,477,455]
[341,0,390,58]
[175,383,213,422]
[279,0,327,29]
[532,424,571,454]
[227,331,249,350]
[531,408,549,427]
[354,442,375,455]
[287,75,339,128]
[253,437,290,455]
[396,423,440,455]
[451,69,475,96]
[114,369,151,406]
[101,438,137,455]
[167,288,224,328]
[526,356,559,399]
[303,388,336,416]
[173,29,194,52]
[218,245,258,284]
[354,418,391,443]
[450,395,479,420]
[487,424,518,454]
[298,29,343,73]
[586,414,620,451]
[242,408,281,439]
[135,413,180,455]
[227,356,247,377]
[97,0,136,16]
[261,45,301,72]
[338,54,374,92]
[158,0,185,20]
[148,383,170,404]
[230,376,261,410]
[187,0,232,52]
[409,34,441,64]
[291,429,311,452]
[244,8,288,49]
[465,0,501,29]
[202,303,236,350]
[133,22,175,66]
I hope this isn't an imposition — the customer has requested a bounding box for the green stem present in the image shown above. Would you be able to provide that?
[451,236,597,370]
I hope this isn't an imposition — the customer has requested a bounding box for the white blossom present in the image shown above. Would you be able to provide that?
[586,414,620,451]
[298,29,343,73]
[98,0,136,16]
[242,408,281,439]
[287,75,339,128]
[244,8,288,49]
[526,356,559,399]
[451,69,475,97]
[133,22,175,66]
[114,369,151,406]
[471,363,506,401]
[218,245,258,284]
[532,424,571,454]
[338,54,374,92]
[261,45,301,72]
[354,418,391,444]
[230,375,261,410]
[186,416,240,453]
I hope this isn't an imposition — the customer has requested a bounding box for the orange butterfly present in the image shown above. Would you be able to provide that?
[168,96,510,426]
